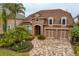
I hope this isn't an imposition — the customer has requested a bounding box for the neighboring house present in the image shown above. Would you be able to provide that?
[0,14,25,34]
[74,15,79,24]
[22,9,74,39]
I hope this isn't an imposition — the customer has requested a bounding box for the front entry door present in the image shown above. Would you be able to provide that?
[35,25,41,35]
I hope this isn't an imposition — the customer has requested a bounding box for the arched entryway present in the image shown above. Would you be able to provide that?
[34,25,41,35]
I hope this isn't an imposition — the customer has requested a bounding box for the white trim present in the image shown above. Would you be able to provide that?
[48,17,54,25]
[61,16,67,26]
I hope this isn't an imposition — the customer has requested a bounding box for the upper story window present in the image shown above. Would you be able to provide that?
[61,16,67,26]
[48,17,54,25]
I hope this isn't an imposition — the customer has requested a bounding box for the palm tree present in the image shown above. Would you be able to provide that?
[2,8,7,32]
[6,3,25,28]
[1,4,10,32]
[0,3,25,33]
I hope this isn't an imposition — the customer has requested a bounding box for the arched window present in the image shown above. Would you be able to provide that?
[49,19,52,24]
[48,17,54,25]
[61,16,67,26]
[62,19,65,24]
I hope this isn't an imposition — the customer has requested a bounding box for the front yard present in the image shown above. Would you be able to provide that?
[0,26,34,56]
[72,43,79,56]
[0,48,29,56]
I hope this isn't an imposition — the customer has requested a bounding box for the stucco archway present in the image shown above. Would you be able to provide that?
[34,25,41,35]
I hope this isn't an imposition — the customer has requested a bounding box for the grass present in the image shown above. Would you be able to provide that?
[0,48,29,56]
[72,44,79,56]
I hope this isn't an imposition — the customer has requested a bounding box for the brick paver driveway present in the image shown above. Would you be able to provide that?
[29,38,74,56]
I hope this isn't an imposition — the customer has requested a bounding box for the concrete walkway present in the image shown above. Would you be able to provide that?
[29,38,74,56]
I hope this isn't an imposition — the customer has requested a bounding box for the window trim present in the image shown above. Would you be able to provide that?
[48,17,54,25]
[61,16,67,26]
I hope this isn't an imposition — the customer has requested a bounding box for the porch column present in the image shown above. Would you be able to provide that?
[41,25,43,35]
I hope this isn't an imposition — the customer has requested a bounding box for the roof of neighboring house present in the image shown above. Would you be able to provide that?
[16,13,25,20]
[74,15,79,23]
[75,15,79,19]
[23,9,73,23]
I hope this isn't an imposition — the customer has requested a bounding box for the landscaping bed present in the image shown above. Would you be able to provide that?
[0,26,34,55]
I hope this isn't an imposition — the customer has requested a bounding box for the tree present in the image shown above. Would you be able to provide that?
[5,3,25,28]
[2,8,8,32]
[1,4,9,32]
[0,3,25,33]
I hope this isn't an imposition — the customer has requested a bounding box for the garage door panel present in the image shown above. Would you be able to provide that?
[44,29,69,39]
[57,30,61,39]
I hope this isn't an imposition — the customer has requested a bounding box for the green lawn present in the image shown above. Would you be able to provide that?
[73,45,79,56]
[0,48,29,56]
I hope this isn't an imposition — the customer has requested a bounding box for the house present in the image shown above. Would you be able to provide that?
[74,15,79,24]
[22,9,74,39]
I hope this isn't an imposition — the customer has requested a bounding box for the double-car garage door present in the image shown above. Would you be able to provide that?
[45,29,69,39]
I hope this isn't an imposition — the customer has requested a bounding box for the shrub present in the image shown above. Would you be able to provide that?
[38,35,46,40]
[12,41,33,52]
[0,26,34,47]
[71,26,79,39]
[26,35,34,41]
[70,25,79,43]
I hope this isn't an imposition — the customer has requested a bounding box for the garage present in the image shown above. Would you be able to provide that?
[44,29,69,39]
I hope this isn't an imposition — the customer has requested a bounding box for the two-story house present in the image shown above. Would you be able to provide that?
[22,9,74,39]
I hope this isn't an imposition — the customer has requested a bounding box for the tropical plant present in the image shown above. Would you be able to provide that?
[0,3,25,32]
[70,25,79,43]
[12,41,33,52]
[2,8,7,32]
[1,4,9,32]
[0,26,34,47]
[5,3,25,28]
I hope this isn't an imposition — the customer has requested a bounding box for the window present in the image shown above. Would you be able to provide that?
[26,25,32,34]
[49,19,52,24]
[62,19,65,24]
[61,17,67,26]
[7,25,11,31]
[48,17,54,25]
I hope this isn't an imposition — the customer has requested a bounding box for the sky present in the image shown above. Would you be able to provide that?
[23,3,79,17]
